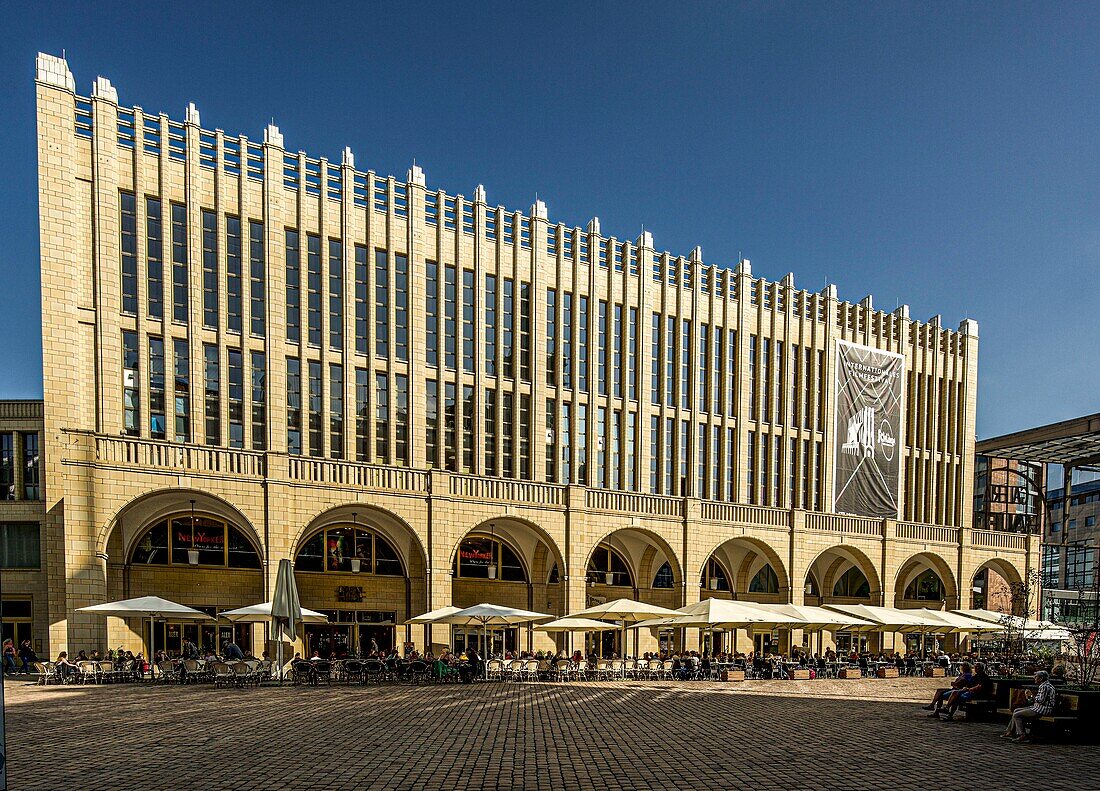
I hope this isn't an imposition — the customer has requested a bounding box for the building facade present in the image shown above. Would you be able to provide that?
[31,53,1037,658]
[1042,478,1100,623]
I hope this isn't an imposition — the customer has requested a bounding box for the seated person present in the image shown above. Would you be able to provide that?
[941,662,993,720]
[1003,671,1057,743]
[922,662,973,715]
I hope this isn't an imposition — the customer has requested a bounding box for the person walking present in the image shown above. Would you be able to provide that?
[2,640,17,675]
[18,639,37,674]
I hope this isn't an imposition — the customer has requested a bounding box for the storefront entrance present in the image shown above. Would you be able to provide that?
[305,610,397,658]
[151,620,252,657]
[452,627,517,657]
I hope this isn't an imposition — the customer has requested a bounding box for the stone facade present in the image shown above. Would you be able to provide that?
[32,53,1039,658]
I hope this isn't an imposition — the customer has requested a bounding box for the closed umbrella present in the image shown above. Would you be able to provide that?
[78,596,213,669]
[270,558,303,682]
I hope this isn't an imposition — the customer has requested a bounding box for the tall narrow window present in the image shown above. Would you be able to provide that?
[519,394,532,478]
[773,434,783,507]
[577,296,589,391]
[354,245,368,355]
[561,401,572,482]
[501,390,513,477]
[665,319,675,407]
[680,320,691,411]
[628,307,638,401]
[425,378,439,468]
[598,301,608,396]
[227,347,244,448]
[444,265,457,370]
[775,343,785,426]
[613,304,623,399]
[713,327,723,414]
[251,351,266,450]
[816,350,825,431]
[749,335,758,421]
[445,382,457,471]
[249,220,265,337]
[426,261,440,366]
[747,432,757,504]
[625,411,636,489]
[120,192,138,315]
[355,368,369,462]
[546,288,557,386]
[375,249,389,358]
[650,415,660,492]
[728,329,738,417]
[712,425,722,501]
[698,324,709,413]
[814,441,823,510]
[576,404,588,485]
[330,363,344,459]
[562,292,573,389]
[462,270,475,374]
[204,344,220,445]
[664,418,674,493]
[202,210,218,329]
[792,344,801,429]
[171,203,188,324]
[545,399,557,481]
[308,360,323,457]
[226,215,243,333]
[122,331,139,436]
[375,373,389,464]
[484,388,497,473]
[728,428,736,501]
[287,357,302,455]
[173,338,190,443]
[651,314,661,405]
[395,253,408,362]
[22,434,39,501]
[0,434,13,501]
[149,336,166,439]
[679,420,689,496]
[462,385,475,472]
[306,234,322,346]
[285,229,301,342]
[610,411,622,489]
[761,433,771,506]
[697,422,707,498]
[484,273,497,376]
[395,373,408,466]
[329,239,344,351]
[596,406,607,487]
[519,283,532,383]
[146,197,163,319]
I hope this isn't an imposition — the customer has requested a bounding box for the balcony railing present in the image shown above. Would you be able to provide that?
[968,529,1029,551]
[700,502,789,528]
[586,489,683,518]
[288,457,428,493]
[95,435,265,477]
[805,512,884,537]
[449,474,566,506]
[896,522,961,545]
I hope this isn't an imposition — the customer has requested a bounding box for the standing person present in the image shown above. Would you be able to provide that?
[1003,671,1057,743]
[18,639,37,674]
[2,640,17,675]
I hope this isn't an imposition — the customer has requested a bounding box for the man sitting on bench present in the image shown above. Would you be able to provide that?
[939,662,993,721]
[922,662,973,716]
[1003,670,1056,743]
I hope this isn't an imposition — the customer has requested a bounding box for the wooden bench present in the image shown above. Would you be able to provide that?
[960,698,997,721]
[1036,693,1080,741]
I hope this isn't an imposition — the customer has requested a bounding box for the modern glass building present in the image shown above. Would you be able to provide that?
[31,53,1037,658]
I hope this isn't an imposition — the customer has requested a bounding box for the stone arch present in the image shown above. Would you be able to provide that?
[894,551,958,608]
[585,527,684,593]
[970,558,1024,611]
[698,536,791,602]
[448,516,566,585]
[102,488,263,564]
[806,544,883,604]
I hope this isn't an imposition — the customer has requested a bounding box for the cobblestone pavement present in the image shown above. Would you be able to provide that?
[4,677,1096,790]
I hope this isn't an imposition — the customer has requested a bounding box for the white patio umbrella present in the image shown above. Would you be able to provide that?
[270,558,303,682]
[570,598,683,663]
[437,603,554,678]
[78,596,213,663]
[641,598,804,656]
[405,605,464,653]
[740,602,876,656]
[220,601,329,624]
[912,609,1001,635]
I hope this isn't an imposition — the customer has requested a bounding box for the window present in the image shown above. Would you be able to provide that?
[613,304,623,398]
[577,296,589,391]
[453,536,525,582]
[285,230,301,342]
[500,390,513,477]
[749,564,779,594]
[904,569,944,601]
[484,273,496,376]
[295,525,404,575]
[484,388,497,474]
[598,301,608,396]
[204,344,220,445]
[130,515,261,569]
[445,383,458,472]
[249,220,265,336]
[120,192,138,314]
[123,331,140,436]
[330,364,343,459]
[395,253,408,362]
[21,435,39,501]
[701,558,729,591]
[562,292,573,388]
[375,249,388,358]
[329,239,344,351]
[445,265,457,370]
[463,270,475,373]
[227,215,242,332]
[173,339,190,442]
[227,348,244,448]
[202,210,218,328]
[698,324,709,412]
[251,351,266,451]
[146,197,163,319]
[576,404,588,485]
[628,307,638,401]
[356,369,369,462]
[462,385,475,472]
[171,203,188,324]
[651,314,661,405]
[519,394,532,478]
[519,283,532,383]
[1066,547,1096,589]
[1041,545,1060,589]
[287,357,302,455]
[587,544,632,587]
[375,373,389,464]
[425,378,439,468]
[395,374,409,466]
[149,337,166,439]
[308,360,323,457]
[545,400,557,481]
[0,523,39,568]
[355,246,369,355]
[306,234,322,346]
[653,562,674,589]
[0,434,13,500]
[748,335,757,421]
[426,261,440,366]
[833,567,871,598]
[546,288,557,386]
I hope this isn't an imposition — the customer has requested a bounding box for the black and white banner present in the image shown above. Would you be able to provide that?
[832,340,904,519]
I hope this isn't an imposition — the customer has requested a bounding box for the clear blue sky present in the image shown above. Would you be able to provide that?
[1,2,1097,438]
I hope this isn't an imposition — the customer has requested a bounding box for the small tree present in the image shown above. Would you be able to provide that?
[999,570,1040,668]
[1051,562,1100,690]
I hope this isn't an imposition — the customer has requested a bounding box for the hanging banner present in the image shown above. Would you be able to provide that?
[832,340,904,519]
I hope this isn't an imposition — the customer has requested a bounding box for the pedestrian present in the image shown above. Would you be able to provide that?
[2,640,16,675]
[18,639,37,674]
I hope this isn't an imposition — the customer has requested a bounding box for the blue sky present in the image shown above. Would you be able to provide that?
[1,2,1097,438]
